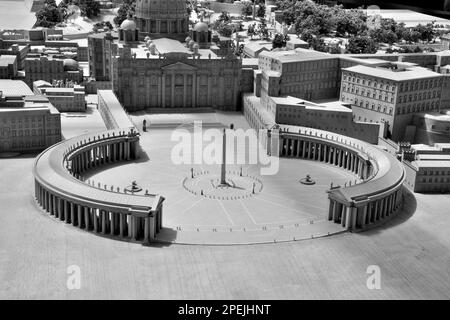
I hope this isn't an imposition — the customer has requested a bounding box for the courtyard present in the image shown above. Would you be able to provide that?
[81,113,360,244]
[0,111,450,298]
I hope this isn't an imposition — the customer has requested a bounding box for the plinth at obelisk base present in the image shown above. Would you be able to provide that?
[183,124,263,199]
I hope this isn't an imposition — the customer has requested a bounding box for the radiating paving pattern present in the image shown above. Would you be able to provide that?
[33,109,406,245]
[182,170,263,199]
[87,126,364,244]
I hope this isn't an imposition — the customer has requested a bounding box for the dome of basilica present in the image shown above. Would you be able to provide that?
[135,0,187,19]
[134,0,188,39]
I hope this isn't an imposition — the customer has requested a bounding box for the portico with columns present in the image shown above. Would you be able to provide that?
[33,129,165,244]
[276,126,405,231]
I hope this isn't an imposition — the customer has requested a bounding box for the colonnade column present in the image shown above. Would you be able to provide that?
[84,207,90,230]
[361,204,368,227]
[328,200,334,220]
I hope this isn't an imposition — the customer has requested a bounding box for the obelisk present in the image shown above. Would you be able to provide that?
[220,128,227,185]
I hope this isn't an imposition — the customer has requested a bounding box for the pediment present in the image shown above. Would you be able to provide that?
[161,61,197,71]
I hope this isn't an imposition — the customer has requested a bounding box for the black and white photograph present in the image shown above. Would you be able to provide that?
[0,0,450,304]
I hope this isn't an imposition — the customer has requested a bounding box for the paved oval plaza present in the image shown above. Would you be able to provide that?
[85,115,360,244]
[2,112,450,299]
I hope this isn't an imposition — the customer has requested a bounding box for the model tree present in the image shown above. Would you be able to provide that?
[218,23,234,37]
[214,11,233,37]
[79,0,100,18]
[334,8,367,37]
[114,0,136,27]
[412,23,436,42]
[258,18,269,40]
[346,35,378,54]
[34,0,65,28]
[59,0,100,18]
[241,2,253,18]
[247,23,256,40]
[272,33,289,49]
[217,11,231,24]
[257,3,266,19]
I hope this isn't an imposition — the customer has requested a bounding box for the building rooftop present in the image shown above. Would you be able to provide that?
[259,48,333,63]
[415,110,450,121]
[0,79,33,97]
[33,80,52,88]
[270,96,353,113]
[152,38,189,54]
[411,144,440,151]
[0,92,59,114]
[411,160,450,168]
[435,143,450,149]
[417,154,450,160]
[129,40,219,60]
[287,37,308,45]
[242,58,259,68]
[0,55,17,66]
[243,42,272,56]
[98,90,134,130]
[343,64,442,81]
[264,70,281,77]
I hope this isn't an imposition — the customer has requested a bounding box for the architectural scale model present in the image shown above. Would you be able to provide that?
[0,0,450,300]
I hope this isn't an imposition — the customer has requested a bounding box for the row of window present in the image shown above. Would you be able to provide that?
[343,72,443,92]
[283,60,337,73]
[8,128,59,137]
[282,71,336,83]
[342,96,393,115]
[282,81,335,93]
[420,177,450,183]
[398,91,440,103]
[25,64,65,73]
[11,139,45,149]
[342,85,394,103]
[355,116,381,124]
[5,117,43,123]
[399,79,443,92]
[397,101,439,114]
[420,170,450,176]
[343,73,396,91]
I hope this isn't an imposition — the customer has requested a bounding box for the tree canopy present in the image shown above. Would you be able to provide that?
[275,0,440,54]
[241,2,253,17]
[346,35,377,54]
[257,3,266,19]
[272,33,289,49]
[114,0,136,27]
[34,0,65,28]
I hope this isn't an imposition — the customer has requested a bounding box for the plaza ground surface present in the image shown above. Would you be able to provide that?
[86,112,357,244]
[1,111,450,299]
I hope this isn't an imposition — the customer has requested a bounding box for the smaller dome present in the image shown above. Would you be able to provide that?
[185,36,191,43]
[193,43,199,48]
[189,40,195,46]
[63,58,78,71]
[120,18,136,31]
[149,43,156,49]
[194,21,209,32]
[144,36,151,42]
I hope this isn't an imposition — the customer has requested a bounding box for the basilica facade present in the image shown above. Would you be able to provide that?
[112,48,242,111]
[105,0,242,112]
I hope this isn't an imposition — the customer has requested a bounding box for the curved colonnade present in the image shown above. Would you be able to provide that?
[277,125,405,231]
[33,129,164,244]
